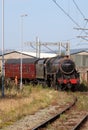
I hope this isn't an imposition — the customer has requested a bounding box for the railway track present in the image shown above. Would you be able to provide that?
[72,114,88,130]
[46,109,88,130]
[32,96,77,130]
[79,116,88,130]
[32,95,88,130]
[1,95,77,130]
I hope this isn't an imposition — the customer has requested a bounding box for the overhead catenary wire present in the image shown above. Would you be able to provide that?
[52,0,88,42]
[73,0,85,19]
[73,0,88,40]
[72,0,88,34]
[52,0,80,27]
[24,41,58,54]
[30,42,36,50]
[81,37,88,42]
[42,44,57,54]
[72,0,88,36]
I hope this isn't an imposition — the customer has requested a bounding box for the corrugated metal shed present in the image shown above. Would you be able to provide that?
[70,48,88,83]
[70,49,88,67]
[0,51,36,71]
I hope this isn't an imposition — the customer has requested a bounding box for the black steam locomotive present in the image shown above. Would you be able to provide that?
[44,56,79,90]
[5,55,80,90]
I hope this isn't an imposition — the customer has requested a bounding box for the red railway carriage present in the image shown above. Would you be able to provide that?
[5,58,38,82]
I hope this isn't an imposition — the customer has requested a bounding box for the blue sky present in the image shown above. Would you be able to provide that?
[0,0,88,52]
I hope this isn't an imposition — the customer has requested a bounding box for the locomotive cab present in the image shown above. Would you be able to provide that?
[35,58,47,85]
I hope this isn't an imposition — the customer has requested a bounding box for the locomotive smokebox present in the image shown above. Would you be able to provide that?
[60,59,75,74]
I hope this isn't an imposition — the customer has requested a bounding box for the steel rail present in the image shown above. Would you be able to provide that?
[72,114,88,130]
[32,97,77,130]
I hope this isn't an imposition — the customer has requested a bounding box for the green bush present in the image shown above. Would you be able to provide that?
[78,81,88,91]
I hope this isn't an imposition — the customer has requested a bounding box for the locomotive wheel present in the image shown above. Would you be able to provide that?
[54,82,60,90]
[50,80,57,90]
[67,83,72,89]
[71,85,78,92]
[46,80,51,87]
[56,84,62,91]
[50,80,54,88]
[55,82,61,90]
[71,87,75,92]
[58,84,67,91]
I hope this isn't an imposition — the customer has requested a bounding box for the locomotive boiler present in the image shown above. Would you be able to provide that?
[5,55,80,90]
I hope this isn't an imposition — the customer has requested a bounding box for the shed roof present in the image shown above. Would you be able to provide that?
[70,48,88,55]
[0,48,88,57]
[0,50,56,58]
[5,58,39,64]
[21,51,57,58]
[0,50,36,58]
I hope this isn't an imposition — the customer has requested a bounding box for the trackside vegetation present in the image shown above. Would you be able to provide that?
[0,76,88,128]
[0,84,73,129]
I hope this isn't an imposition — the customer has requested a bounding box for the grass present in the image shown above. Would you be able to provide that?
[0,84,73,129]
[75,92,88,111]
[0,84,87,129]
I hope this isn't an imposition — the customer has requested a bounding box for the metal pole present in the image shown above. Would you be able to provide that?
[20,14,27,89]
[2,0,4,97]
[36,37,40,58]
[20,16,23,89]
[58,42,61,55]
[66,42,70,56]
